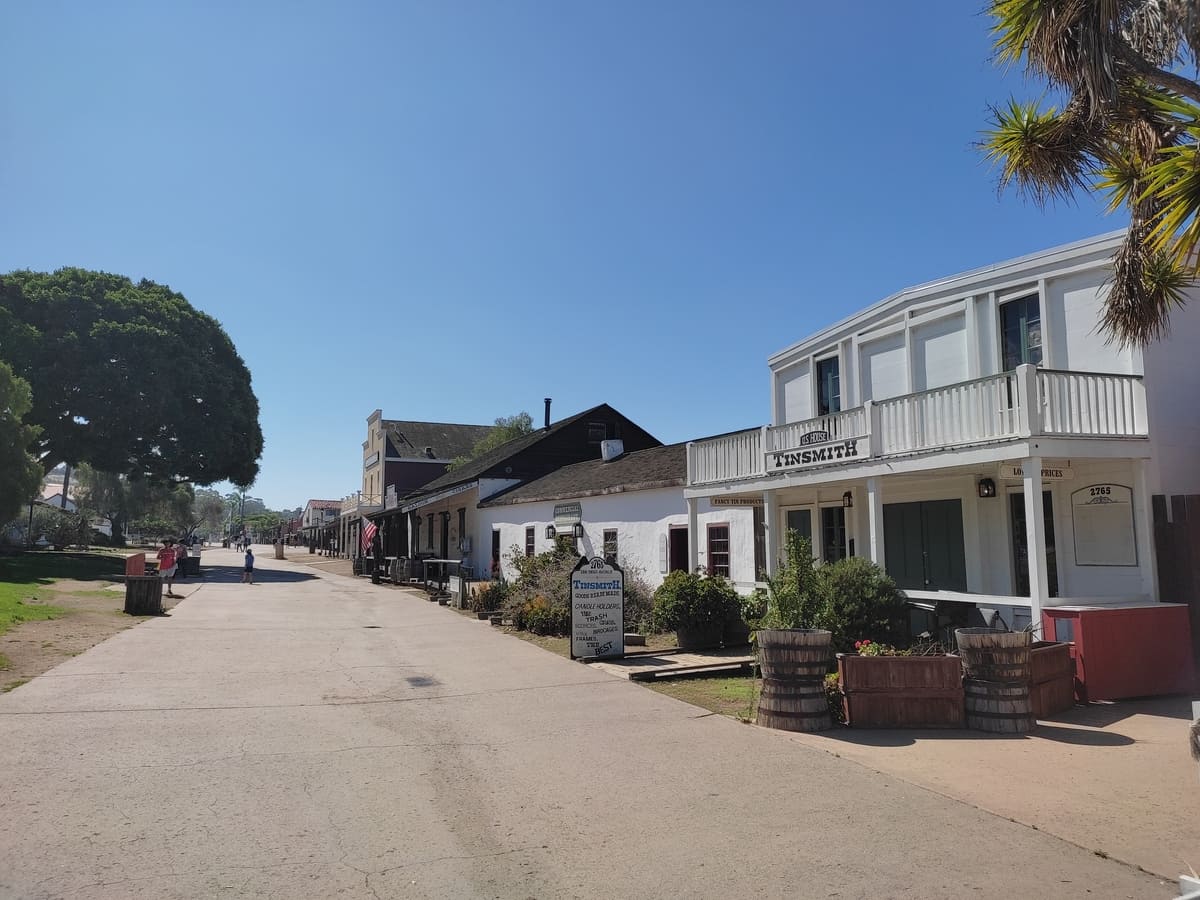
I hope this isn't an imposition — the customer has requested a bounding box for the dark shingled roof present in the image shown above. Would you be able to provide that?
[383,420,494,461]
[412,404,645,498]
[479,443,686,507]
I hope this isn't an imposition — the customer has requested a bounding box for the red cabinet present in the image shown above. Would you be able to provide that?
[1042,603,1195,701]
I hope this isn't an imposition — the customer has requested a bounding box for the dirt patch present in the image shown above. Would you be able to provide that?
[0,584,185,692]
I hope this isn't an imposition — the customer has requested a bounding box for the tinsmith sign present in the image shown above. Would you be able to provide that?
[768,430,868,473]
[570,556,624,660]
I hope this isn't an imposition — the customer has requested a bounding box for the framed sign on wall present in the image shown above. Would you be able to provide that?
[1071,484,1136,567]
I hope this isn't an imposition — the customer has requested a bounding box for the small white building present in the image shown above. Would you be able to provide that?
[477,442,759,591]
[684,232,1200,634]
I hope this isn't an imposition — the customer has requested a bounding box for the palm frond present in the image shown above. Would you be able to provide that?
[1103,226,1193,346]
[982,98,1098,204]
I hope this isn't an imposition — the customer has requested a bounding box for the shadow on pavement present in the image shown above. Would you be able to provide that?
[179,564,318,585]
[1044,695,1195,726]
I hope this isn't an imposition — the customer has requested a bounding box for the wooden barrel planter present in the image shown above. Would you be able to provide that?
[1030,641,1075,717]
[963,680,1034,733]
[123,576,163,616]
[755,629,832,732]
[837,654,965,728]
[954,628,1031,683]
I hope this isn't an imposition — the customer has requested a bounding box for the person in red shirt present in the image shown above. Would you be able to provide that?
[157,539,179,598]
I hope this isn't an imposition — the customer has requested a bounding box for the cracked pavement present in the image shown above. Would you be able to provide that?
[0,548,1172,898]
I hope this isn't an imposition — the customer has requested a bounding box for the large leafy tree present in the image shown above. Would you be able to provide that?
[0,361,44,524]
[983,0,1200,346]
[0,269,262,484]
[448,412,532,469]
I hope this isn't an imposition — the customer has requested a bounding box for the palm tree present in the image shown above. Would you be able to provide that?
[983,0,1200,346]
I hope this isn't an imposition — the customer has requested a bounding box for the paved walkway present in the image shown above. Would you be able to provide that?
[0,548,1176,898]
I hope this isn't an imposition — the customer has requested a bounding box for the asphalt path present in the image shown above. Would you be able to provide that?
[0,548,1169,899]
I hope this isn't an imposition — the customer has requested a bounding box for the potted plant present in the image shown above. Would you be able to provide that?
[836,639,964,728]
[652,571,734,650]
[755,533,832,732]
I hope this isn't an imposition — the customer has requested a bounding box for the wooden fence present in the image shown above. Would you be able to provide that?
[1153,494,1200,667]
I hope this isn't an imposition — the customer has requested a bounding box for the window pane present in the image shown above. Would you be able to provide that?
[816,356,841,416]
[1001,296,1042,370]
[524,527,534,557]
[821,506,846,562]
[707,525,730,578]
[603,529,618,565]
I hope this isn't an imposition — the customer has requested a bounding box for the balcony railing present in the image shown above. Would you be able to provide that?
[340,492,382,516]
[687,365,1147,487]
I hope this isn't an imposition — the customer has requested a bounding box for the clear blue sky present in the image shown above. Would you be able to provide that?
[1,2,1115,510]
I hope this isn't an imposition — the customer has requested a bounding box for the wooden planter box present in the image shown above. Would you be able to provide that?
[1030,640,1075,717]
[838,653,964,728]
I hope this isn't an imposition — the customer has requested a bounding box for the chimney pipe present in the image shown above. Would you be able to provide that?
[544,398,552,429]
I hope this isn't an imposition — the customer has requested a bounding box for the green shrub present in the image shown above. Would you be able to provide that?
[521,595,571,636]
[814,556,908,655]
[621,561,655,634]
[761,532,821,630]
[824,673,845,725]
[502,544,578,634]
[471,579,509,613]
[652,571,738,632]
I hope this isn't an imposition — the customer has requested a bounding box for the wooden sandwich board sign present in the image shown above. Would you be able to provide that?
[570,556,624,660]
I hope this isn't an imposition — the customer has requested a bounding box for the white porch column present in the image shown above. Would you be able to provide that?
[1133,459,1159,600]
[866,476,885,569]
[686,497,699,574]
[763,490,779,578]
[1023,457,1049,634]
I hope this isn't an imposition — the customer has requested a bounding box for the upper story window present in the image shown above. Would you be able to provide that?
[816,356,841,416]
[603,529,618,565]
[587,421,614,443]
[1001,295,1043,371]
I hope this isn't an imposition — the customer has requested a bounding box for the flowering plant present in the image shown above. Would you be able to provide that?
[854,639,897,657]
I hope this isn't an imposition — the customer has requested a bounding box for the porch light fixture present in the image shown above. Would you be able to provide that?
[842,491,853,509]
[545,525,556,539]
[977,478,997,499]
[572,523,585,538]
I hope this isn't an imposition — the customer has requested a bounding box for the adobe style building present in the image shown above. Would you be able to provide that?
[477,442,758,590]
[684,232,1200,643]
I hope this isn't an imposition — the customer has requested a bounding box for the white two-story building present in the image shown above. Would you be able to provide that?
[684,233,1200,634]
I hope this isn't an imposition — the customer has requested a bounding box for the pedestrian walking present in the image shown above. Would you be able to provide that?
[175,539,189,580]
[242,546,254,584]
[157,539,179,598]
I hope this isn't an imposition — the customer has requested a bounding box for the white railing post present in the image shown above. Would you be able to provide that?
[1132,377,1148,435]
[1016,364,1040,437]
[760,424,771,473]
[865,401,881,458]
[685,441,694,486]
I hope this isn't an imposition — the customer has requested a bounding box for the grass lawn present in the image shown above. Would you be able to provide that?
[648,675,760,722]
[0,551,124,634]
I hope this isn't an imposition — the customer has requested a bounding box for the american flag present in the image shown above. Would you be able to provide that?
[360,517,377,555]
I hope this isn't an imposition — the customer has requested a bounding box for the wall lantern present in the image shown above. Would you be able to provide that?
[545,525,557,539]
[842,491,854,509]
[572,523,585,538]
[977,478,997,499]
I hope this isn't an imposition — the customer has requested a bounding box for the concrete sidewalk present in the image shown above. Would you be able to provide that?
[348,553,1199,878]
[0,547,1173,898]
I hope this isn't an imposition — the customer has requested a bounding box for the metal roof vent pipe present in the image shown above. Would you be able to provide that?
[601,439,624,462]
[544,398,552,429]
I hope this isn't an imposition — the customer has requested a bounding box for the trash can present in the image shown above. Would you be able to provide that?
[184,553,201,577]
[124,575,163,615]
